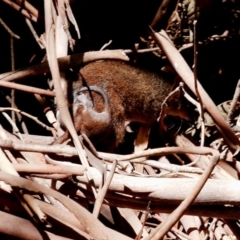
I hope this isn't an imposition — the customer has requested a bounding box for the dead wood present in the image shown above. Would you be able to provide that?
[1,0,240,239]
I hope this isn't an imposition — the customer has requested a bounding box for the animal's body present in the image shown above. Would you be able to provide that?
[67,60,174,151]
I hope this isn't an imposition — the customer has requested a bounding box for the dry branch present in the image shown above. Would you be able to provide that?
[76,168,240,206]
[0,210,77,240]
[149,28,240,152]
[1,0,240,239]
[0,171,132,240]
[0,50,129,82]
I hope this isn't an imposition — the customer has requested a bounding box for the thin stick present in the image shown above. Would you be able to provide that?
[143,149,220,240]
[0,17,20,39]
[92,160,117,218]
[2,0,37,22]
[0,107,56,137]
[193,12,205,148]
[148,27,240,153]
[0,138,220,162]
[0,171,131,240]
[12,162,85,175]
[15,0,39,19]
[1,112,23,140]
[10,36,16,134]
[44,0,97,197]
[25,18,44,49]
[5,95,29,134]
[0,80,55,96]
[0,50,129,82]
[227,79,240,124]
[0,148,46,222]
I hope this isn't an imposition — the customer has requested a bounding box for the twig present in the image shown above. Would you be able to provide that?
[25,18,44,49]
[15,0,39,19]
[56,0,75,50]
[1,187,93,238]
[19,134,54,144]
[0,17,20,39]
[44,0,97,197]
[77,149,219,195]
[0,138,220,162]
[0,80,55,96]
[142,148,219,240]
[173,134,235,180]
[92,160,117,218]
[0,138,77,155]
[100,40,112,51]
[193,12,205,148]
[148,27,240,153]
[0,50,129,82]
[124,47,161,54]
[178,84,205,166]
[101,146,219,162]
[0,147,46,222]
[153,214,192,240]
[2,0,37,22]
[34,94,58,131]
[5,95,29,134]
[142,160,203,174]
[0,171,132,240]
[77,180,240,220]
[150,0,179,30]
[12,162,85,175]
[0,107,56,137]
[0,211,85,240]
[135,201,151,240]
[10,35,16,134]
[64,0,80,39]
[11,89,16,134]
[227,79,240,124]
[0,17,20,135]
[45,154,82,167]
[0,47,168,83]
[1,112,23,140]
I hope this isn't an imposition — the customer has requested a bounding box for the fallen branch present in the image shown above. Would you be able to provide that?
[143,145,219,239]
[12,163,85,175]
[0,171,132,240]
[75,168,240,207]
[0,50,129,82]
[0,80,55,96]
[148,27,240,153]
[0,210,80,240]
[82,190,240,220]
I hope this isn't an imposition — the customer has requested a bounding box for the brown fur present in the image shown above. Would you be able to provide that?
[72,86,111,142]
[68,60,174,151]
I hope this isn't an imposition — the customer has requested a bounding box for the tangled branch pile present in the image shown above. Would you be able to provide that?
[0,0,240,239]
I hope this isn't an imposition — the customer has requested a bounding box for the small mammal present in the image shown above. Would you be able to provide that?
[65,60,174,151]
[72,85,111,141]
